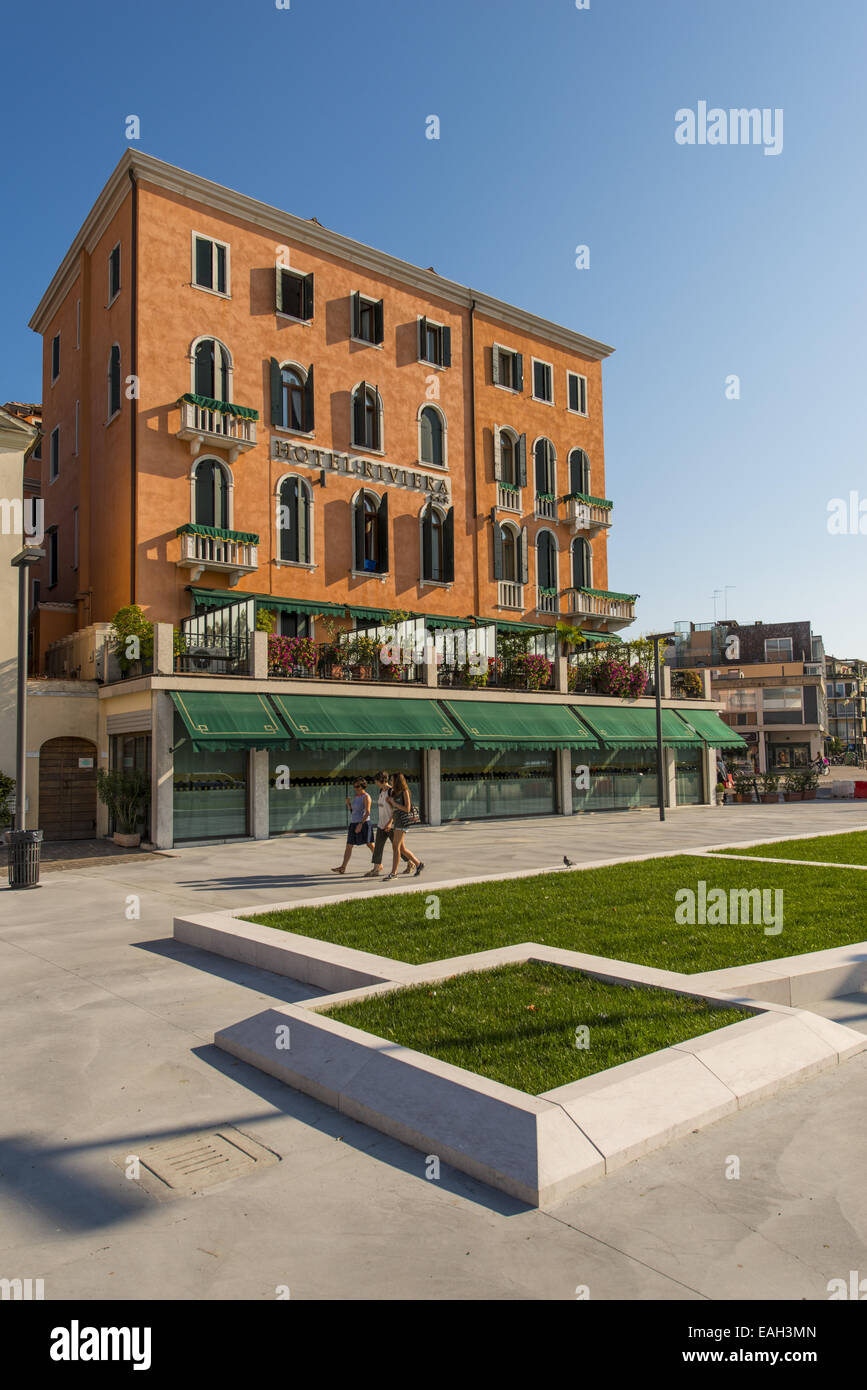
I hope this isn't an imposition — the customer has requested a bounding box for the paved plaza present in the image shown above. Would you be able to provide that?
[2,802,867,1300]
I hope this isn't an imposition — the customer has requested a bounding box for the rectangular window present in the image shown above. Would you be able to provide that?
[51,333,60,382]
[193,235,229,295]
[492,344,523,391]
[532,359,553,403]
[352,293,384,344]
[764,636,793,662]
[73,507,79,570]
[277,267,314,321]
[108,243,121,303]
[49,426,59,481]
[763,686,803,724]
[48,529,58,588]
[418,316,451,368]
[567,372,587,414]
[73,401,79,455]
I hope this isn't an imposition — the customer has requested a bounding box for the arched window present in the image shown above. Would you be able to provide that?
[501,431,515,484]
[193,337,231,401]
[194,458,230,529]
[569,448,591,495]
[534,437,556,495]
[419,405,445,467]
[537,530,557,590]
[572,537,591,590]
[351,382,382,451]
[501,524,518,582]
[281,367,305,431]
[421,504,454,582]
[107,344,121,419]
[353,490,388,572]
[278,475,312,564]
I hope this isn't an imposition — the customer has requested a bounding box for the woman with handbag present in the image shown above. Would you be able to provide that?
[331,779,375,873]
[383,772,423,881]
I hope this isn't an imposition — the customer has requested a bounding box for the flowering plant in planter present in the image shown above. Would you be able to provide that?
[268,634,317,677]
[514,653,553,690]
[594,658,648,698]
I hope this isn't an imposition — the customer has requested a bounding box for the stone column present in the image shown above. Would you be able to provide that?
[700,669,712,700]
[661,665,672,698]
[153,623,174,675]
[424,748,441,825]
[664,747,677,809]
[252,630,268,680]
[151,689,174,849]
[553,655,569,693]
[251,748,270,839]
[703,745,718,804]
[557,747,573,814]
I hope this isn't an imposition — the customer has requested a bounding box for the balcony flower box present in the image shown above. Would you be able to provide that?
[268,634,317,679]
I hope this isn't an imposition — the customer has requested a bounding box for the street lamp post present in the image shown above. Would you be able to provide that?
[649,631,675,823]
[7,545,44,888]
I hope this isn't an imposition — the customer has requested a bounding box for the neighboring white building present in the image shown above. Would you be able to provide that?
[0,405,39,791]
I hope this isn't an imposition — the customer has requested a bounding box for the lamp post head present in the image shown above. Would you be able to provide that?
[11,546,45,568]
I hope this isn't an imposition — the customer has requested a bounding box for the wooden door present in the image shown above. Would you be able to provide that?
[39,737,98,840]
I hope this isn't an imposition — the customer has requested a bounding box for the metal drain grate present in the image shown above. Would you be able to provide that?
[123,1128,279,1195]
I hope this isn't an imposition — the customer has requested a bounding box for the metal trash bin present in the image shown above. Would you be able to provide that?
[5,829,43,889]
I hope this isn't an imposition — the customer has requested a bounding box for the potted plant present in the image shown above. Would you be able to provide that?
[0,771,14,827]
[759,772,780,804]
[96,768,150,847]
[783,772,803,802]
[801,768,819,800]
[733,772,754,803]
[715,779,728,806]
[109,603,154,678]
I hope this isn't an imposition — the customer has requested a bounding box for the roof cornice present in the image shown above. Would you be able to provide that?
[29,151,615,359]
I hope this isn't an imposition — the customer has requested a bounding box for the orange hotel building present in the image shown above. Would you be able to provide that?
[25,151,726,846]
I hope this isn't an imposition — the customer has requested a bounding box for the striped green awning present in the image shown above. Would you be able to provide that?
[269,693,464,750]
[571,705,703,749]
[442,700,599,750]
[673,709,748,749]
[171,691,289,752]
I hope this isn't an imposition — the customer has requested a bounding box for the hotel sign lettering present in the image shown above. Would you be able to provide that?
[271,438,450,496]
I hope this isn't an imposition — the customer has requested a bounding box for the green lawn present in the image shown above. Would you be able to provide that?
[324,961,752,1094]
[712,830,867,867]
[243,853,867,972]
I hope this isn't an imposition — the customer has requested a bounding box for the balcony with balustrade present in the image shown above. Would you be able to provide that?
[562,492,613,535]
[561,585,637,631]
[176,524,259,586]
[176,394,258,463]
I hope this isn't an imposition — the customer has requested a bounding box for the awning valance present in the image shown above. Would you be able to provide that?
[171,692,289,752]
[178,393,259,420]
[442,700,598,750]
[673,709,748,749]
[269,694,464,751]
[571,705,703,749]
[178,524,259,545]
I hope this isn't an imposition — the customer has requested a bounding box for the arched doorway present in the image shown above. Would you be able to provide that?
[39,737,98,840]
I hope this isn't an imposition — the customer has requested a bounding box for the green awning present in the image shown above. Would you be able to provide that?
[571,705,703,749]
[673,709,748,749]
[574,586,639,601]
[178,523,259,545]
[178,392,259,421]
[442,700,598,750]
[424,615,474,631]
[268,694,464,750]
[171,691,289,752]
[188,588,473,630]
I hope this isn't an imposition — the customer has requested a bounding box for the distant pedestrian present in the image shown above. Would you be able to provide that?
[332,779,374,873]
[364,772,411,878]
[383,772,423,881]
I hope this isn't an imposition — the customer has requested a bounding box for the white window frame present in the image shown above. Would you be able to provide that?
[500,519,522,584]
[568,447,591,496]
[419,500,450,588]
[492,341,521,393]
[108,241,122,306]
[567,371,588,416]
[191,230,231,299]
[418,314,448,369]
[274,472,316,569]
[534,526,559,587]
[532,435,557,503]
[189,336,234,402]
[764,637,793,662]
[350,487,389,579]
[276,260,313,325]
[107,344,122,425]
[51,332,60,384]
[531,357,554,405]
[189,456,235,530]
[350,382,385,455]
[571,536,592,590]
[49,426,60,483]
[274,361,314,438]
[351,292,383,348]
[417,402,448,469]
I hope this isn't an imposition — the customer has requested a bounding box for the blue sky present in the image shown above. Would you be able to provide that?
[2,0,865,653]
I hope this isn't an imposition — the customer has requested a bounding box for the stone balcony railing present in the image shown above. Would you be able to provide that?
[175,524,259,586]
[562,585,637,630]
[562,492,613,535]
[176,394,258,463]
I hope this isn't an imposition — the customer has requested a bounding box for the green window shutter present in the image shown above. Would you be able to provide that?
[352,382,366,446]
[491,346,500,386]
[195,237,211,289]
[520,525,529,585]
[195,462,215,527]
[351,291,360,338]
[215,243,227,295]
[374,298,384,345]
[443,506,455,582]
[377,491,389,573]
[302,272,314,320]
[517,433,527,487]
[270,357,283,426]
[353,496,365,570]
[493,426,503,481]
[422,505,433,579]
[304,362,315,431]
[372,385,381,449]
[492,519,504,580]
[276,267,284,313]
[418,316,427,361]
[514,353,524,392]
[442,326,452,367]
[297,481,309,563]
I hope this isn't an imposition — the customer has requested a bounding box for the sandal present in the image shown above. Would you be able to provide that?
[382,873,396,881]
[414,862,425,876]
[364,868,382,877]
[331,867,346,874]
[401,863,414,875]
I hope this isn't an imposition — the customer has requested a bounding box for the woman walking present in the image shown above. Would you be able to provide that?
[365,772,412,878]
[383,772,423,881]
[331,779,374,873]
